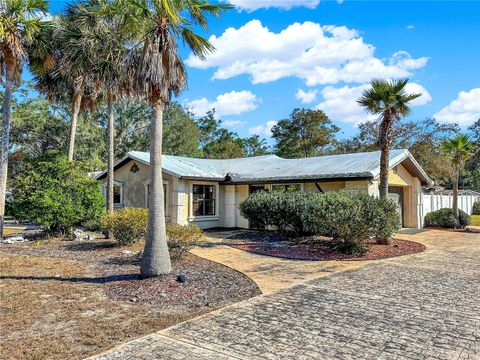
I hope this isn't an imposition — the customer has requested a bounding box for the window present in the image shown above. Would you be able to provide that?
[113,185,122,204]
[193,184,216,216]
[271,184,301,192]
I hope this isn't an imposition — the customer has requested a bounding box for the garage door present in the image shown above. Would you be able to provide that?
[388,187,404,227]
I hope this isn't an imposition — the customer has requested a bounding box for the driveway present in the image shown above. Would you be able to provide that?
[90,229,480,360]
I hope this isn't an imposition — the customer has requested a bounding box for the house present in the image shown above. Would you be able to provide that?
[95,149,433,229]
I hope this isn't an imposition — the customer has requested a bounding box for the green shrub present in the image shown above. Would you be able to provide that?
[166,224,204,259]
[424,208,471,229]
[11,158,105,235]
[240,190,321,234]
[472,201,480,215]
[303,191,370,254]
[102,208,148,246]
[360,194,401,242]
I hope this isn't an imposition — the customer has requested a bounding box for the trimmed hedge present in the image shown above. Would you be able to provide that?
[472,201,480,215]
[424,208,471,229]
[240,190,401,254]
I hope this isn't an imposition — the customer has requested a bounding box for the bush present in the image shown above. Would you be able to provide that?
[166,224,204,259]
[472,201,480,215]
[240,190,321,234]
[102,208,148,246]
[360,194,401,242]
[11,158,105,235]
[424,208,471,229]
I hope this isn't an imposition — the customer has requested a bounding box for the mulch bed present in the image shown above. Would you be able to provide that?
[1,235,261,309]
[223,231,425,261]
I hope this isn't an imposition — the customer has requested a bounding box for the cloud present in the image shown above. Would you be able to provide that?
[186,90,261,116]
[225,0,320,11]
[249,120,278,136]
[434,88,480,126]
[296,89,318,103]
[406,24,415,30]
[186,20,428,86]
[222,119,247,128]
[317,82,432,124]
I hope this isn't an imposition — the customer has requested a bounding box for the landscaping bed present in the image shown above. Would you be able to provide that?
[223,231,425,261]
[0,235,260,360]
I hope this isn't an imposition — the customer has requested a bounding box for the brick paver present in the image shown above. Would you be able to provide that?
[91,230,480,360]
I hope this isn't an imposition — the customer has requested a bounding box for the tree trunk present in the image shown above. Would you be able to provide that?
[106,93,115,213]
[67,91,82,161]
[453,164,459,227]
[378,120,390,200]
[141,100,172,277]
[0,60,14,239]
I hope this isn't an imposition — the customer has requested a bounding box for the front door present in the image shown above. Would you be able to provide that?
[249,185,266,229]
[388,186,404,227]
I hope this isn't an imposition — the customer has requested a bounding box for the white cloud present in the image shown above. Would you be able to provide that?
[434,88,480,126]
[225,0,320,11]
[406,24,415,30]
[186,20,428,86]
[222,119,247,128]
[296,89,318,103]
[249,120,277,136]
[317,82,432,124]
[186,90,261,116]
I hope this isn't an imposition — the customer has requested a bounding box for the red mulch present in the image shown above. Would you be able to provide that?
[223,232,425,261]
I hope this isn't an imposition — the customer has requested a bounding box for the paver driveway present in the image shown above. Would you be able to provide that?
[91,230,480,360]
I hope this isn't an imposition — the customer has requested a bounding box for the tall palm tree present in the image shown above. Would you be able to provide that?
[357,79,421,200]
[127,0,232,277]
[64,0,131,213]
[441,134,474,226]
[0,0,49,238]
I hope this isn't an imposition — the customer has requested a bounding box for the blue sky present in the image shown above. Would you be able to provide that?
[48,0,480,141]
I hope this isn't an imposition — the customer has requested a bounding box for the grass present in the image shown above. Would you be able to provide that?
[472,215,480,226]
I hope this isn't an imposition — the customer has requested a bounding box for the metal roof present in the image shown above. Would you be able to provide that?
[95,149,433,186]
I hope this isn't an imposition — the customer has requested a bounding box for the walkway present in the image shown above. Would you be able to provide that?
[90,229,480,360]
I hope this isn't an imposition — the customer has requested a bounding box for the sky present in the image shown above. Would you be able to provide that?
[47,0,480,141]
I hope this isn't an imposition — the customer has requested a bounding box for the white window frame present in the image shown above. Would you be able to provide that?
[144,179,169,218]
[102,180,124,207]
[189,181,220,221]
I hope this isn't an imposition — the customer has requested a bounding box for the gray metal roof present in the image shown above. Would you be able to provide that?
[96,149,433,185]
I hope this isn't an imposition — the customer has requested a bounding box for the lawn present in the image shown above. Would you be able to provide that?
[0,236,260,360]
[472,215,480,226]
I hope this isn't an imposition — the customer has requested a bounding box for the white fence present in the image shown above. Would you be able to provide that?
[422,194,480,217]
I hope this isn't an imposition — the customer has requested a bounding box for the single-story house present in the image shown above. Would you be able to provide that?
[95,149,433,229]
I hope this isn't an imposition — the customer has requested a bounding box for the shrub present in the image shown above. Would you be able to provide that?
[472,201,480,215]
[360,194,401,242]
[11,158,105,235]
[102,208,148,246]
[240,190,321,234]
[424,208,471,229]
[166,224,204,259]
[303,191,370,254]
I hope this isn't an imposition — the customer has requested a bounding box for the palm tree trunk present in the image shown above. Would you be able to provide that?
[0,61,14,239]
[378,120,390,199]
[67,91,82,161]
[141,99,171,277]
[106,93,115,213]
[453,164,459,226]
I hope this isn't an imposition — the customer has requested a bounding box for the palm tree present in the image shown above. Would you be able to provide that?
[65,0,131,213]
[127,0,232,277]
[0,0,49,238]
[357,79,421,200]
[441,135,474,226]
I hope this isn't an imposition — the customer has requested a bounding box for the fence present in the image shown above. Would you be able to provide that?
[422,194,480,218]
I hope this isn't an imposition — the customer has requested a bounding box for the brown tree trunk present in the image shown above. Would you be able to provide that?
[0,59,14,239]
[67,91,82,161]
[453,164,459,227]
[106,93,115,213]
[141,99,171,277]
[377,118,392,245]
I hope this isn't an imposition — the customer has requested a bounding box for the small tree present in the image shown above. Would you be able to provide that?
[441,134,474,226]
[11,157,105,234]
